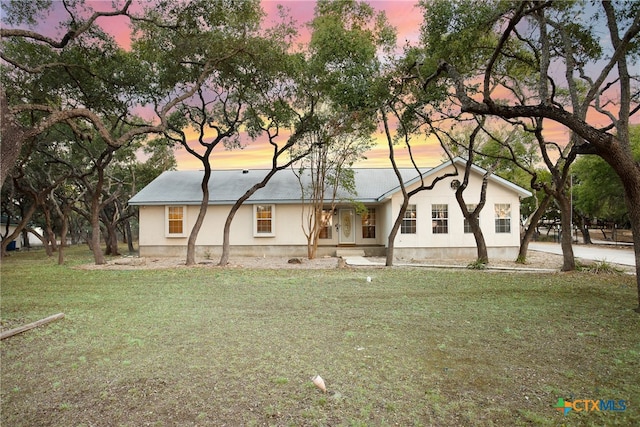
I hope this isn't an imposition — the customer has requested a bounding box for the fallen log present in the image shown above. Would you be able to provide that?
[0,313,65,340]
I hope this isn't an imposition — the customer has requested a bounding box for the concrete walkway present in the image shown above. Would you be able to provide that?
[342,256,557,272]
[343,242,636,272]
[529,242,636,267]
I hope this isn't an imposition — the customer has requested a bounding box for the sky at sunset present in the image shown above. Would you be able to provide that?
[12,0,623,172]
[175,0,434,171]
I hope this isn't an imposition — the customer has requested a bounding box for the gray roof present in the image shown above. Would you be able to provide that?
[128,168,420,205]
[128,158,532,206]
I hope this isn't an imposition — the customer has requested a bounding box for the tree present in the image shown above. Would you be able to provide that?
[296,1,383,260]
[0,148,69,257]
[216,61,319,265]
[142,0,272,266]
[1,0,208,265]
[165,87,246,266]
[573,124,640,228]
[0,0,172,189]
[418,0,640,310]
[443,121,502,265]
[381,106,458,266]
[294,116,372,259]
[466,126,550,262]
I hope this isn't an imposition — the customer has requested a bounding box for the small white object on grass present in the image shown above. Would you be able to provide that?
[366,276,372,282]
[312,374,327,393]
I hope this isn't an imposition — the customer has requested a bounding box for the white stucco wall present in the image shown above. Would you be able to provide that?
[386,164,523,251]
[138,203,388,257]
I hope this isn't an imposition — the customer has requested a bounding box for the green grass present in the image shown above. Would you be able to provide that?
[1,248,639,426]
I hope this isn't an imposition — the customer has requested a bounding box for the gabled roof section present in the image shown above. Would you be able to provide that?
[128,158,531,206]
[453,157,532,198]
[377,157,532,200]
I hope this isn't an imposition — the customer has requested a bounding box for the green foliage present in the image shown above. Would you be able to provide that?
[572,125,640,224]
[419,0,511,75]
[0,0,53,26]
[308,0,396,111]
[132,0,264,91]
[572,155,627,223]
[576,259,624,275]
[466,259,487,269]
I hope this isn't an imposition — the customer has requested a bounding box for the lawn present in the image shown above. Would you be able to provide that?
[1,249,639,426]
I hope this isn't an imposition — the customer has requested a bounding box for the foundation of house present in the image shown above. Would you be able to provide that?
[137,245,519,261]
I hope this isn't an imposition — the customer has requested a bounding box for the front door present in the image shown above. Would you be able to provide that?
[338,208,356,245]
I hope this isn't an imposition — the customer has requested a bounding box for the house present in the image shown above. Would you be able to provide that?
[0,215,44,250]
[128,157,532,260]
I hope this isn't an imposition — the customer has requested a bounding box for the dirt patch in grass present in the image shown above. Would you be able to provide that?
[74,246,636,274]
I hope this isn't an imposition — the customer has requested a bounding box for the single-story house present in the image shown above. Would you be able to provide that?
[128,157,532,260]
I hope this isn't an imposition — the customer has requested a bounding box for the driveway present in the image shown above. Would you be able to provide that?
[529,242,636,267]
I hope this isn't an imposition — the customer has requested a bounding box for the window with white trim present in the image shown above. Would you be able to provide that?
[495,203,511,233]
[401,205,417,234]
[254,205,275,236]
[432,204,448,234]
[166,206,187,237]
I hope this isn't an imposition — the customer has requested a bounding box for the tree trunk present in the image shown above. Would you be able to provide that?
[578,214,592,244]
[470,217,488,264]
[21,229,30,250]
[593,142,640,310]
[0,88,25,190]
[454,153,490,265]
[89,210,104,264]
[111,227,120,255]
[0,203,38,257]
[557,191,575,271]
[43,234,54,257]
[386,199,408,266]
[382,109,406,267]
[218,205,238,266]
[89,189,105,264]
[58,205,70,265]
[308,206,322,260]
[307,235,314,260]
[218,168,292,266]
[103,221,120,256]
[614,162,640,312]
[517,193,553,263]
[186,168,211,266]
[186,200,207,266]
[627,195,640,313]
[42,205,57,256]
[125,219,135,254]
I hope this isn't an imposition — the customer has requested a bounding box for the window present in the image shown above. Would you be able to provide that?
[319,209,333,239]
[362,208,376,239]
[464,204,477,234]
[495,204,511,233]
[166,206,186,237]
[254,205,275,236]
[432,204,448,234]
[401,205,417,234]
